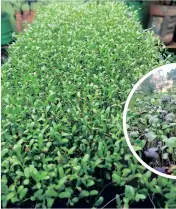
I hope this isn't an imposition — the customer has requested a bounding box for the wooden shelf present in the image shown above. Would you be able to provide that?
[166,42,176,49]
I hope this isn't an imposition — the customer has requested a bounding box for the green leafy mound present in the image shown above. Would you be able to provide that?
[2,2,176,208]
[128,93,176,175]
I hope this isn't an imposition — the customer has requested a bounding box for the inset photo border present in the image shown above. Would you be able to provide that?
[123,63,176,180]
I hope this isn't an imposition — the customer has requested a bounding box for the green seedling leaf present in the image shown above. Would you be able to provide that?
[34,189,43,198]
[94,196,104,207]
[116,194,121,208]
[90,190,98,196]
[72,197,79,203]
[24,167,30,178]
[1,148,8,158]
[23,179,29,185]
[87,180,95,187]
[11,196,19,203]
[145,131,157,142]
[17,185,24,193]
[135,193,146,202]
[58,166,65,178]
[6,192,16,201]
[47,198,55,208]
[68,146,77,155]
[19,188,28,200]
[79,190,89,198]
[59,191,71,199]
[166,137,176,148]
[82,154,90,163]
[46,189,58,197]
[125,185,135,201]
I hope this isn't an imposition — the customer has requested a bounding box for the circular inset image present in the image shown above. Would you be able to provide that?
[123,63,176,179]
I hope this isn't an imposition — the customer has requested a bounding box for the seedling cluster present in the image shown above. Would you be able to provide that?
[2,2,176,208]
[128,93,176,176]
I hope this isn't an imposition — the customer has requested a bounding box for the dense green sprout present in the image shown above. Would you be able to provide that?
[128,93,176,175]
[2,2,176,208]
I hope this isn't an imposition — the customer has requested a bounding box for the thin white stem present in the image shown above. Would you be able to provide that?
[101,193,124,209]
[148,194,156,209]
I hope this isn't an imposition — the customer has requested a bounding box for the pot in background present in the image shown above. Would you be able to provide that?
[149,4,176,44]
[1,12,13,46]
[15,10,35,32]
